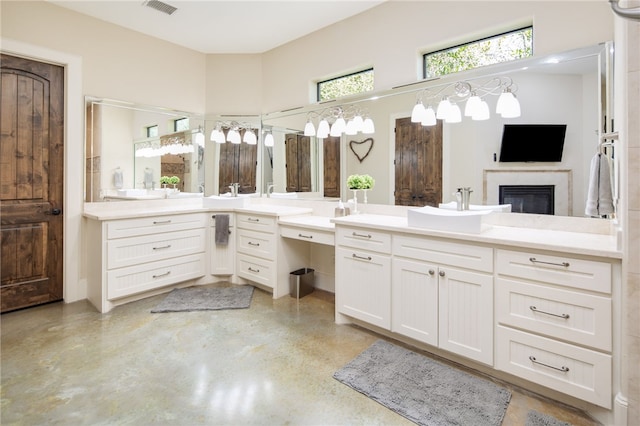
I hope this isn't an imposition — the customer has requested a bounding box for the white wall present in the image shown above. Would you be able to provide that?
[260,1,613,113]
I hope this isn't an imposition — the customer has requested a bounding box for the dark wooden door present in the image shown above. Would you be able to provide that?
[323,136,340,198]
[285,133,311,192]
[218,129,257,195]
[1,54,64,313]
[394,117,442,206]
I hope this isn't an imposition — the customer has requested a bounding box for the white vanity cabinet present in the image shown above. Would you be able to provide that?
[235,213,278,291]
[495,248,613,408]
[86,212,207,313]
[209,213,235,276]
[335,226,392,329]
[392,235,494,365]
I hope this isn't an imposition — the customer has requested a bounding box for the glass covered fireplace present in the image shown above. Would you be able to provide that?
[499,185,555,215]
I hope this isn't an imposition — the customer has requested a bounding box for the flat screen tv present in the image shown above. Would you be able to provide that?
[498,124,567,162]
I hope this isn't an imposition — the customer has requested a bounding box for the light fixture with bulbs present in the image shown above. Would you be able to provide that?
[135,127,204,158]
[209,121,258,145]
[303,106,375,139]
[410,77,521,126]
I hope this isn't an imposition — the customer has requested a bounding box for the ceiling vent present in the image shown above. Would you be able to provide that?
[143,0,178,15]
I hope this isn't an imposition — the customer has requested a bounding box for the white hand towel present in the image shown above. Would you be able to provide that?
[585,153,614,216]
[113,169,123,189]
[144,169,154,189]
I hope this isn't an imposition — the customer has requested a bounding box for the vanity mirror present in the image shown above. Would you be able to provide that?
[85,98,205,202]
[261,42,615,217]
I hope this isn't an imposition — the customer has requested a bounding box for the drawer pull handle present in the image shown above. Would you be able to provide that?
[248,242,260,246]
[298,233,313,239]
[529,305,570,319]
[248,267,260,273]
[529,257,570,268]
[529,356,570,373]
[352,253,372,261]
[248,218,260,222]
[152,244,172,250]
[152,271,171,278]
[352,232,372,239]
[153,220,172,225]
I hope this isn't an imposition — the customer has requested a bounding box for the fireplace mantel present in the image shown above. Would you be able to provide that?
[483,169,572,216]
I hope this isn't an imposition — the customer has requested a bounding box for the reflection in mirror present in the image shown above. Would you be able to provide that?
[85,98,204,202]
[204,116,261,196]
[261,42,615,216]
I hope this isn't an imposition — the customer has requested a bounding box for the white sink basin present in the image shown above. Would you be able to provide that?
[270,192,298,199]
[202,195,249,208]
[117,189,147,197]
[407,206,493,233]
[167,192,204,199]
[438,201,512,212]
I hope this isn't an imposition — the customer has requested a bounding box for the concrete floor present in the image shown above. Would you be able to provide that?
[1,283,599,425]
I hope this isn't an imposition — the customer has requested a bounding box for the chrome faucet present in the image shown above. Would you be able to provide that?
[229,183,240,197]
[456,187,473,210]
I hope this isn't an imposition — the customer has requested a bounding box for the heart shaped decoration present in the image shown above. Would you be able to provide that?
[349,138,374,163]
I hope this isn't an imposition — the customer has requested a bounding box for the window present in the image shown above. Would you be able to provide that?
[146,125,158,138]
[174,117,189,132]
[317,69,374,102]
[423,27,533,79]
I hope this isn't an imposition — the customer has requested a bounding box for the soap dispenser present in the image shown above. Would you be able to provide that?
[335,200,346,217]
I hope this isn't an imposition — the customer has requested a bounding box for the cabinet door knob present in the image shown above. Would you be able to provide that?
[428,269,435,275]
[439,270,445,277]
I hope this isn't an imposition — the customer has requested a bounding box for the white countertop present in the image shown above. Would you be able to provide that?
[331,213,621,259]
[278,215,335,231]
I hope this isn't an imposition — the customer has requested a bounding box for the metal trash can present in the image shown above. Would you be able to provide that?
[290,268,314,298]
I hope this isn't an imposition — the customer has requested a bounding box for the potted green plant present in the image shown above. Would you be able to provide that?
[347,174,375,190]
[160,176,170,188]
[168,176,180,189]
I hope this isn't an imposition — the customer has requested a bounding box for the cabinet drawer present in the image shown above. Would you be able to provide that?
[106,213,207,239]
[237,229,276,260]
[394,235,493,273]
[496,325,611,408]
[280,225,334,246]
[209,212,235,227]
[107,253,205,300]
[336,226,391,254]
[496,278,611,351]
[496,250,611,293]
[236,253,275,288]
[236,213,276,232]
[107,229,205,270]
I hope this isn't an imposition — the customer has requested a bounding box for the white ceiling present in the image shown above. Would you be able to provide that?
[47,0,386,54]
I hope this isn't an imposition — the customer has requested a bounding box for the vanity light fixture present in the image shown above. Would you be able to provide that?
[210,120,258,144]
[303,105,375,139]
[410,76,520,125]
[264,131,274,147]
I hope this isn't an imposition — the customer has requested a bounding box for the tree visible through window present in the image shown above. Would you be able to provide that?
[318,69,374,102]
[174,117,189,132]
[424,27,533,79]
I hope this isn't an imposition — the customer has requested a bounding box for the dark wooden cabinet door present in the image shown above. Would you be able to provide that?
[323,136,340,198]
[1,54,64,312]
[394,117,442,206]
[217,129,257,194]
[285,133,311,192]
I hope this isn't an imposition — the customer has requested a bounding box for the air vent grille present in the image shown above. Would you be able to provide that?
[143,0,177,15]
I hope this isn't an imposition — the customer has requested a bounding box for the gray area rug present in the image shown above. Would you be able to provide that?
[526,410,572,426]
[151,286,254,313]
[333,339,511,426]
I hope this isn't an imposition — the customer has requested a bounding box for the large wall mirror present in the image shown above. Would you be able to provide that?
[85,98,206,202]
[84,99,264,202]
[261,42,615,217]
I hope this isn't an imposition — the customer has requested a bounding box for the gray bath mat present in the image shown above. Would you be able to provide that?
[151,286,254,313]
[333,340,511,426]
[526,410,572,426]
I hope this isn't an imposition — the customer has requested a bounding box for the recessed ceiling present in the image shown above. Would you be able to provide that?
[47,0,386,54]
